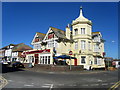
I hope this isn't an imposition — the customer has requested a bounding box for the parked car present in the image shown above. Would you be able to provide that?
[0,60,8,65]
[12,62,24,68]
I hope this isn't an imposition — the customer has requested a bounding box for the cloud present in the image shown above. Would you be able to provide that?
[111,40,115,43]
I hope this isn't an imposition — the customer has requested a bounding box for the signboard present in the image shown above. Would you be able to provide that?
[69,51,73,55]
[25,49,50,54]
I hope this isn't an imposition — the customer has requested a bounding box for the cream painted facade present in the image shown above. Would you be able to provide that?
[23,7,105,70]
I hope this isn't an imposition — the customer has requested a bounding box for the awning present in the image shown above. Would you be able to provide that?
[54,55,76,59]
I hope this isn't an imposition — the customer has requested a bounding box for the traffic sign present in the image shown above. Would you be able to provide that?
[69,51,73,55]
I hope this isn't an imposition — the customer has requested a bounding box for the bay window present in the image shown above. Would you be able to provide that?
[81,40,86,50]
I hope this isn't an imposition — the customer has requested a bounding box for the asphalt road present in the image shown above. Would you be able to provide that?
[1,66,119,90]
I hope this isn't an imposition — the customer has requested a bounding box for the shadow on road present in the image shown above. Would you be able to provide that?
[2,64,25,73]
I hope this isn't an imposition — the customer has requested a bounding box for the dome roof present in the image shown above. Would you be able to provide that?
[72,6,92,25]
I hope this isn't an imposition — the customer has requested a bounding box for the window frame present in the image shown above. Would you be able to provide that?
[81,28,85,34]
[81,40,86,50]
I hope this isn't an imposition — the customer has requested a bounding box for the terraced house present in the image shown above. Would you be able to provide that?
[23,7,105,70]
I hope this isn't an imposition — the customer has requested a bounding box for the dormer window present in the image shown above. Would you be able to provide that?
[74,29,78,35]
[81,28,85,34]
[48,33,54,39]
[34,37,40,42]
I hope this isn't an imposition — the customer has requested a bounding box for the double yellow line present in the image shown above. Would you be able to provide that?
[108,80,120,90]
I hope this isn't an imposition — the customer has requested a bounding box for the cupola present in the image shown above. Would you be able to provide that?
[72,6,92,26]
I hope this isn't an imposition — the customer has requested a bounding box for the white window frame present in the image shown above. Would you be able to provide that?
[81,40,86,50]
[94,44,99,52]
[34,44,41,49]
[75,42,78,49]
[81,28,85,34]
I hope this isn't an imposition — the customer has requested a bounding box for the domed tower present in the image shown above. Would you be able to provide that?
[71,7,93,68]
[72,6,92,39]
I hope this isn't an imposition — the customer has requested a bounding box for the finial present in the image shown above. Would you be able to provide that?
[79,6,83,17]
[80,6,82,9]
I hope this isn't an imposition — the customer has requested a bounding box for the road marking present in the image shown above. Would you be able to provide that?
[8,80,14,82]
[58,84,64,86]
[101,83,108,86]
[0,76,8,88]
[49,84,53,90]
[42,83,53,89]
[98,79,102,82]
[48,72,55,74]
[108,80,120,90]
[24,84,34,87]
[91,84,99,86]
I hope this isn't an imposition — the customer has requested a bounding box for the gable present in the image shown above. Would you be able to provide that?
[31,32,46,44]
[43,27,66,41]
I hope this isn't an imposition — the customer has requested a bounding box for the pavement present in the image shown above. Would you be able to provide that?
[1,65,119,89]
[23,67,112,75]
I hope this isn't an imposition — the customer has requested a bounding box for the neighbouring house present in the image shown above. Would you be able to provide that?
[104,57,113,68]
[0,49,5,61]
[112,59,120,68]
[12,43,32,62]
[1,43,32,62]
[23,7,106,70]
[1,44,16,62]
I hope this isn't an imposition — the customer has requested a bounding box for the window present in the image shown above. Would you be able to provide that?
[81,28,85,34]
[94,58,97,64]
[94,36,100,42]
[48,56,50,64]
[81,40,86,50]
[74,29,78,35]
[97,58,101,65]
[75,42,78,49]
[48,41,54,48]
[34,44,41,49]
[81,56,86,64]
[94,44,99,52]
[118,62,120,65]
[54,41,58,48]
[28,56,33,63]
[43,56,44,64]
[88,41,91,50]
[45,56,47,64]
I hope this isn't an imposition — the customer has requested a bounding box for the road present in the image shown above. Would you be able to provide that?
[1,66,119,89]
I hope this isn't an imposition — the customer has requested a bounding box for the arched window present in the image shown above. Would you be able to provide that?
[74,29,78,35]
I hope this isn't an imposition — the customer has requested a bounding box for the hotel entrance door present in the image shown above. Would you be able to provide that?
[34,54,39,64]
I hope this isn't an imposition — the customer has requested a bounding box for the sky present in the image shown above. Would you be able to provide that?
[2,2,118,59]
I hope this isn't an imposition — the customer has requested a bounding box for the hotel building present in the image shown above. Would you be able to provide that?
[22,7,105,69]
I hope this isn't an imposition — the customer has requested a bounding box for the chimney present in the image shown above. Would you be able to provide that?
[66,24,71,39]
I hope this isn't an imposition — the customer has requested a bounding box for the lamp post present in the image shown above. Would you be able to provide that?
[69,50,73,70]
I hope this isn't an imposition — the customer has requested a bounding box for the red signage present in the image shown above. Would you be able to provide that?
[69,51,73,55]
[25,49,50,54]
